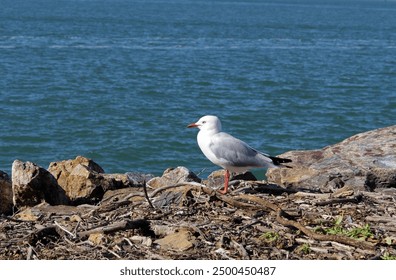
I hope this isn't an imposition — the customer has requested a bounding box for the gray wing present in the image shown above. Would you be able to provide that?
[210,132,273,167]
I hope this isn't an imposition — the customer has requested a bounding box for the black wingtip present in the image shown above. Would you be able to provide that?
[269,156,292,166]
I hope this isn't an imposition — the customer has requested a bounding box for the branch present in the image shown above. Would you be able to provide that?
[78,219,152,238]
[142,180,154,208]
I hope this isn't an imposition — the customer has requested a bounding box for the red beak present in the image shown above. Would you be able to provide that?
[187,123,199,128]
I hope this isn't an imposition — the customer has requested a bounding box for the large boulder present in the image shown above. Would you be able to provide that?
[48,156,138,205]
[267,125,396,193]
[48,156,103,204]
[12,160,69,208]
[0,170,13,214]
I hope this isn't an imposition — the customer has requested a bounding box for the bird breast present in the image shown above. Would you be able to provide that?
[197,131,223,167]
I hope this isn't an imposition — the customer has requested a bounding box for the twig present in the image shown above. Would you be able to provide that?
[238,220,262,235]
[293,192,330,199]
[82,200,133,218]
[231,239,250,260]
[145,252,170,260]
[237,194,282,212]
[26,243,39,260]
[54,221,76,239]
[314,194,362,206]
[72,220,82,237]
[26,245,34,260]
[143,180,154,208]
[78,219,153,238]
[119,193,145,202]
[100,245,122,259]
[216,193,257,208]
[100,192,142,204]
[123,237,134,247]
[96,200,133,213]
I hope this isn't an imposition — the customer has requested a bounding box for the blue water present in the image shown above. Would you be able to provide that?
[1,0,395,176]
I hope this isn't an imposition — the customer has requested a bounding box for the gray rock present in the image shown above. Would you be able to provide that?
[0,170,13,214]
[147,166,201,188]
[12,160,69,208]
[147,167,200,208]
[125,172,154,187]
[266,125,396,193]
[365,168,396,191]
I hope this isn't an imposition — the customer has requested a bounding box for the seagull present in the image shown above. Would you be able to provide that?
[187,115,292,194]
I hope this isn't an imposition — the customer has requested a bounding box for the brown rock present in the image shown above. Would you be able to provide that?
[0,170,13,214]
[12,160,69,208]
[154,228,195,251]
[50,155,104,174]
[147,166,200,188]
[88,233,106,245]
[267,125,396,192]
[48,156,128,204]
[13,207,39,221]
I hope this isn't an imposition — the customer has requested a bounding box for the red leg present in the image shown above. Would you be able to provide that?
[219,170,230,194]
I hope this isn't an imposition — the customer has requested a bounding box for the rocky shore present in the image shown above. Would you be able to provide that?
[1,125,395,260]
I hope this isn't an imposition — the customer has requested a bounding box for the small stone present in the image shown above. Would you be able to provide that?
[14,208,39,221]
[70,215,82,223]
[130,236,153,247]
[88,233,105,245]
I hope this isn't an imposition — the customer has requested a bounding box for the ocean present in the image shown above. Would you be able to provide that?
[0,0,395,177]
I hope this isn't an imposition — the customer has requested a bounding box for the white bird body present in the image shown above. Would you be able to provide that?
[188,115,291,194]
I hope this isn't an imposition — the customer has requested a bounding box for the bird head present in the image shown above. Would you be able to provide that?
[187,115,222,133]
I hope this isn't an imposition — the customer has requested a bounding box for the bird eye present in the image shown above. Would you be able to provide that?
[202,121,206,124]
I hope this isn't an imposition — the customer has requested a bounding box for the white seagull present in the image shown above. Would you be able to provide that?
[187,115,292,194]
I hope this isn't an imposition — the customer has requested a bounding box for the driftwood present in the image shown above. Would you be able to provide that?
[1,180,395,260]
[78,219,154,238]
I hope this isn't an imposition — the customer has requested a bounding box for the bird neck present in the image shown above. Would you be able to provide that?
[199,127,220,137]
